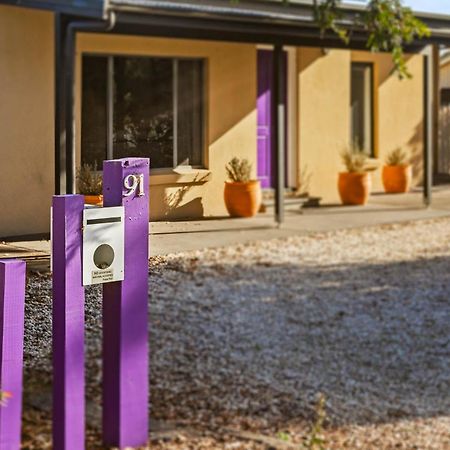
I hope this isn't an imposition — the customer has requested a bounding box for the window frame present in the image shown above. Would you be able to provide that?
[81,52,207,173]
[350,61,375,158]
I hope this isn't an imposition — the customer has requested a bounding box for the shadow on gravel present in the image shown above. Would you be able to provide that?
[21,254,450,444]
[149,255,450,430]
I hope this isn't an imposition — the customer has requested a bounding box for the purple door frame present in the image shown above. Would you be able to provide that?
[257,49,288,189]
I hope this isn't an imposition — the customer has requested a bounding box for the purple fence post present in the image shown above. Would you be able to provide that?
[0,260,26,450]
[52,195,85,450]
[102,158,149,448]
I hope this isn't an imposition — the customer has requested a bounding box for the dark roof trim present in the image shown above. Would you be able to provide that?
[3,0,450,47]
[110,10,428,52]
[108,0,450,45]
[110,0,450,22]
[110,0,317,23]
[109,0,358,29]
[0,0,105,18]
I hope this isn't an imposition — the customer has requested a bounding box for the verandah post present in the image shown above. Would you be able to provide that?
[0,260,26,450]
[273,44,285,225]
[52,195,85,450]
[102,158,150,448]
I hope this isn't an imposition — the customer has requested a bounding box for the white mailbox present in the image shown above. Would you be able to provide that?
[82,206,125,286]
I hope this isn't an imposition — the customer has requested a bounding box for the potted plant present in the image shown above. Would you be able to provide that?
[77,163,103,205]
[382,148,412,193]
[224,157,261,217]
[338,146,371,205]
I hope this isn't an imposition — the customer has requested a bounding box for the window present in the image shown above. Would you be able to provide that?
[81,55,205,170]
[351,62,374,156]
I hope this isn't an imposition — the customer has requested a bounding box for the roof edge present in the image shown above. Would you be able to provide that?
[0,0,105,18]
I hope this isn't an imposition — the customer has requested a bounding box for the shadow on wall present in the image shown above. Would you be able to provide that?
[296,165,313,197]
[376,54,415,86]
[157,174,210,220]
[409,121,424,186]
[375,54,424,188]
[158,44,257,221]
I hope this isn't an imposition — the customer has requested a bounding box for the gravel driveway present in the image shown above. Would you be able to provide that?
[22,219,450,449]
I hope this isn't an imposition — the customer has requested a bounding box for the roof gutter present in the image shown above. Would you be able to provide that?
[107,0,357,27]
[107,0,450,42]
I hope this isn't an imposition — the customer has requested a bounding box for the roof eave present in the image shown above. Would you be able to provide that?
[107,0,450,47]
[0,0,105,18]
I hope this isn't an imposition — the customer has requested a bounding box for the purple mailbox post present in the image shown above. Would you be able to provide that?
[52,195,85,450]
[102,158,149,448]
[0,259,26,450]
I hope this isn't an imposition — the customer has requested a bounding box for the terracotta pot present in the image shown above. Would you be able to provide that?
[338,172,371,206]
[224,180,262,217]
[84,194,103,206]
[382,165,412,193]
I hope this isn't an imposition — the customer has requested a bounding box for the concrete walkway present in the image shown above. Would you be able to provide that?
[150,187,450,254]
[4,187,450,265]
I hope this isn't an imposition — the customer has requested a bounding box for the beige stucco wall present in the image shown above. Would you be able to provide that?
[0,5,54,237]
[297,48,351,203]
[0,6,427,235]
[76,34,257,220]
[297,47,424,203]
[440,60,450,89]
[359,51,424,190]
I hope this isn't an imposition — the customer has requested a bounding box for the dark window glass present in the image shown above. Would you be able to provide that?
[351,63,374,156]
[113,57,174,167]
[81,55,205,170]
[177,60,204,166]
[81,56,107,168]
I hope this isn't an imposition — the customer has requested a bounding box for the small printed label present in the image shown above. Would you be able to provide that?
[92,269,114,284]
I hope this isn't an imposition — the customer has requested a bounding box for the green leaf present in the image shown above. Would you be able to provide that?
[310,0,430,80]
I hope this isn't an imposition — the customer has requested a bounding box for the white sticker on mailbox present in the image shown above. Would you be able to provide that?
[92,269,114,284]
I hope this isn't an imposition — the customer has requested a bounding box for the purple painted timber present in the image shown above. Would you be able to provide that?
[257,49,273,189]
[52,195,85,450]
[102,158,149,448]
[0,260,26,450]
[257,49,288,189]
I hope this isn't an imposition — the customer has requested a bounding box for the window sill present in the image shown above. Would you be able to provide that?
[366,158,381,171]
[149,168,212,186]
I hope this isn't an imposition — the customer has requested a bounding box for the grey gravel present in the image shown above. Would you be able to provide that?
[23,218,450,449]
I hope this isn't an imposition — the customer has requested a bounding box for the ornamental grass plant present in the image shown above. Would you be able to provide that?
[76,163,103,195]
[340,145,368,173]
[385,147,409,166]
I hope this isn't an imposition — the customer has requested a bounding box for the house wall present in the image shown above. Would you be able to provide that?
[297,48,424,203]
[440,60,450,89]
[296,48,351,203]
[76,34,257,220]
[358,51,424,189]
[0,5,54,237]
[0,4,427,236]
